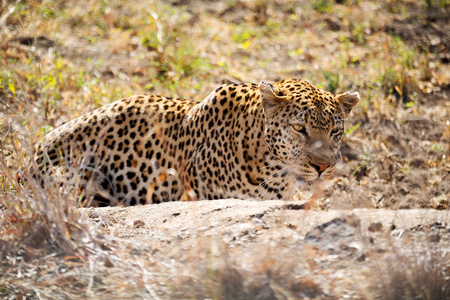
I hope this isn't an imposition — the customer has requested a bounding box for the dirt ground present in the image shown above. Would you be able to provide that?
[0,0,449,299]
[83,199,450,299]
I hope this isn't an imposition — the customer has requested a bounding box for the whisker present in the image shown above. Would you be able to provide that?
[253,169,284,193]
[274,174,296,196]
[256,169,292,199]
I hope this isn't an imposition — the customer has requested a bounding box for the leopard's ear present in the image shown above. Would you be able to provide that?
[259,81,287,111]
[337,91,359,118]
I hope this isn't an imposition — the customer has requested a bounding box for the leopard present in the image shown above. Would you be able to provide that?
[30,78,359,206]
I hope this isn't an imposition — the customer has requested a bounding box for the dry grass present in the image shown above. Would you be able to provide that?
[0,0,449,298]
[367,236,450,300]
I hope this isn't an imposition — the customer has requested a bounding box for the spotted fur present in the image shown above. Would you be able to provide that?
[32,79,359,206]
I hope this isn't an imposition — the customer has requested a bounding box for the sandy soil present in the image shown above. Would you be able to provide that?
[82,199,449,298]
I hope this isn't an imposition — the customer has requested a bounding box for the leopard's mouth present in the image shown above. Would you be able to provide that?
[291,161,334,183]
[295,174,322,183]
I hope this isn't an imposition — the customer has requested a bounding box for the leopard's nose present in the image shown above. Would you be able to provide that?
[310,162,331,175]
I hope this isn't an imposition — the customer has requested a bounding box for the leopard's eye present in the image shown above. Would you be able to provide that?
[292,124,307,135]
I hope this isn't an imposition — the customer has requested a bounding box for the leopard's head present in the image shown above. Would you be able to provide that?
[259,79,359,183]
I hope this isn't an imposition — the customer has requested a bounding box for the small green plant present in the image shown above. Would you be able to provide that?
[351,150,375,178]
[377,36,424,105]
[140,5,211,87]
[394,37,415,69]
[405,100,414,108]
[231,27,255,44]
[350,22,367,45]
[231,26,258,51]
[399,161,411,175]
[430,143,444,152]
[313,0,333,13]
[379,65,408,102]
[1,70,16,96]
[37,5,55,19]
[344,122,362,137]
[424,0,449,8]
[321,70,340,94]
[360,151,375,164]
[351,164,362,177]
